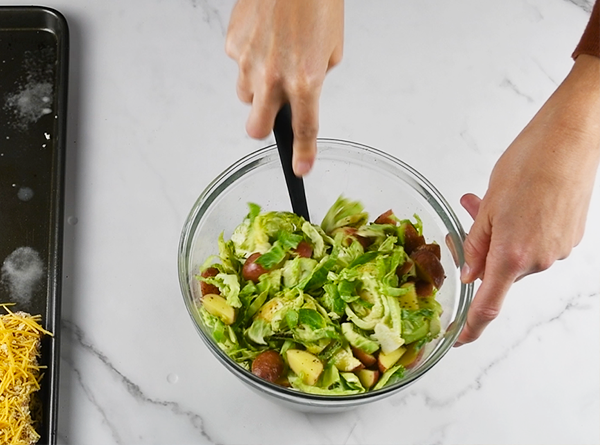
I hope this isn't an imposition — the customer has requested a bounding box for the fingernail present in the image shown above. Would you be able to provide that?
[293,161,311,177]
[460,263,471,282]
[453,342,463,348]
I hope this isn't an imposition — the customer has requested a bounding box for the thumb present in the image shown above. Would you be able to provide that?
[460,193,489,283]
[461,193,481,220]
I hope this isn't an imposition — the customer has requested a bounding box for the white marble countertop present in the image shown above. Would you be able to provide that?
[2,0,599,444]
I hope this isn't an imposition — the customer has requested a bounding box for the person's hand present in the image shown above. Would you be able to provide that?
[456,54,600,346]
[225,0,344,177]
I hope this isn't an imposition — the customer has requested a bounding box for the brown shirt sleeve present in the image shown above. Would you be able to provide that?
[572,0,600,59]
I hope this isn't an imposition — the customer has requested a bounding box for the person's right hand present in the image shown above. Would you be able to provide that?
[225,0,344,177]
[455,54,600,346]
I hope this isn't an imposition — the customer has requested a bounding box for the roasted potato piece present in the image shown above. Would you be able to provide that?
[402,223,425,254]
[415,280,434,298]
[242,252,268,283]
[286,349,324,386]
[396,259,415,279]
[374,209,396,225]
[398,282,420,310]
[377,346,407,373]
[413,242,441,260]
[251,350,285,383]
[351,346,378,368]
[202,294,236,325]
[398,342,425,369]
[332,226,372,249]
[293,240,313,258]
[356,368,380,389]
[410,248,445,290]
[200,267,220,296]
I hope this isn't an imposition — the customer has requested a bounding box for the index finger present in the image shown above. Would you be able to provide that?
[289,87,321,177]
[455,245,519,346]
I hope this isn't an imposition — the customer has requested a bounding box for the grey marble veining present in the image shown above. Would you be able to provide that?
[400,291,598,410]
[564,0,595,13]
[59,319,220,444]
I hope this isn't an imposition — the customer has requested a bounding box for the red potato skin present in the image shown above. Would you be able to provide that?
[242,253,268,283]
[396,343,424,369]
[351,362,365,372]
[293,240,313,258]
[374,209,396,225]
[200,267,221,296]
[410,249,445,290]
[346,227,372,249]
[415,280,434,298]
[396,260,413,279]
[332,227,372,249]
[413,243,442,260]
[352,346,378,368]
[409,349,425,369]
[275,376,292,387]
[251,350,285,383]
[356,236,371,250]
[403,223,425,255]
[358,369,380,389]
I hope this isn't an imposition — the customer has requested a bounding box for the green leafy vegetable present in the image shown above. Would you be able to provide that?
[401,309,435,344]
[321,196,368,234]
[341,322,379,355]
[246,318,273,345]
[373,364,405,390]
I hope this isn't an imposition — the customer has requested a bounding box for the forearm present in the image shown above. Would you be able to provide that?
[517,54,600,185]
[550,55,600,143]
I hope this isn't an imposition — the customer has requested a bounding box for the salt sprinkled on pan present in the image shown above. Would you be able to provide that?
[17,187,34,202]
[4,82,54,126]
[2,47,55,130]
[1,247,45,305]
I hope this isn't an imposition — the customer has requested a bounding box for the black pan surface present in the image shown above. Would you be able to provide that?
[0,7,69,445]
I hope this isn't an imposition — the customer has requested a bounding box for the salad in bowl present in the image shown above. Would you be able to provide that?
[195,196,446,395]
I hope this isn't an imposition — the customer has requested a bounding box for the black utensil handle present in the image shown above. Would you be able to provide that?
[273,104,310,221]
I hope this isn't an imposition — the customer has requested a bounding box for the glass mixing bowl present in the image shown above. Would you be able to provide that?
[178,139,473,412]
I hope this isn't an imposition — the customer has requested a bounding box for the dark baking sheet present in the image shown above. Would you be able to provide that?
[0,7,68,445]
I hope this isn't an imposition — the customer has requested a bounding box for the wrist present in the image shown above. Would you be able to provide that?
[544,55,600,151]
[506,55,600,185]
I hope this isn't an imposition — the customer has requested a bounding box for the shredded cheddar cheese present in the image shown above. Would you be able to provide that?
[0,304,52,445]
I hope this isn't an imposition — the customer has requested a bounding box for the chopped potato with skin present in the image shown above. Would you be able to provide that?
[286,349,324,386]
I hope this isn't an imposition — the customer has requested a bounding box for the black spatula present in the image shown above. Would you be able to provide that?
[273,103,310,221]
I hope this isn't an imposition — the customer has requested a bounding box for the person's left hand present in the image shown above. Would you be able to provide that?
[456,54,600,346]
